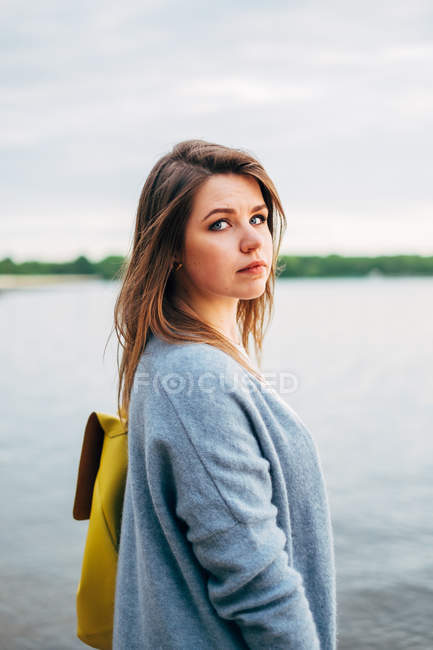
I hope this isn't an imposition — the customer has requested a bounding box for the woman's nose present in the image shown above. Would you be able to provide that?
[239,224,263,250]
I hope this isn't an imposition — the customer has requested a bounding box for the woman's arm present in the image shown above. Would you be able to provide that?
[144,361,320,650]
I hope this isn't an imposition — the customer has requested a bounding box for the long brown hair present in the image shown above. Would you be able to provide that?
[110,139,286,427]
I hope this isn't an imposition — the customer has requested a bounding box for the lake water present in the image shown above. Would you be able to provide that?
[0,276,432,649]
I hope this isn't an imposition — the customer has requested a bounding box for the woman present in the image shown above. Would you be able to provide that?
[112,139,337,649]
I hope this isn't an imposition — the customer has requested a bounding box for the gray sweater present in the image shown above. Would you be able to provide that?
[113,332,337,649]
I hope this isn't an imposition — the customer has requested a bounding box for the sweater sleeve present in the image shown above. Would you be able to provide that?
[149,361,320,650]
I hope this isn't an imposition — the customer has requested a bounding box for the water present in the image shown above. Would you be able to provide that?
[0,276,432,649]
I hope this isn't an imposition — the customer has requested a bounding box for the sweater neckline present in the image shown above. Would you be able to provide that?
[232,343,270,387]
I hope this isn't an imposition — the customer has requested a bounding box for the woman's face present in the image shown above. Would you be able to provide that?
[177,173,273,304]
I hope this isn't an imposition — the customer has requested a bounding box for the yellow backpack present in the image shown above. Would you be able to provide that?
[72,411,128,650]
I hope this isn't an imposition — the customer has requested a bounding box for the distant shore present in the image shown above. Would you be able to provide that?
[0,274,97,290]
[1,253,433,283]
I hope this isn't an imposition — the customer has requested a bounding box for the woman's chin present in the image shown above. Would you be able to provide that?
[235,283,267,300]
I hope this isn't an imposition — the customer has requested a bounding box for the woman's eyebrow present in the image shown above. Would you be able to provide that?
[202,203,268,222]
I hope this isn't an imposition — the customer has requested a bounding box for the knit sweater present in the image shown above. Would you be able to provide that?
[113,332,337,649]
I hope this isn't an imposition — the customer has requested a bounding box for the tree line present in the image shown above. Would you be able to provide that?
[1,253,432,279]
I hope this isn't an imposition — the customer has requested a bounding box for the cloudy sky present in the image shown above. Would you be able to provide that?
[2,0,433,262]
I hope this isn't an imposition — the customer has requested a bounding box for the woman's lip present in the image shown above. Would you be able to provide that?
[238,264,266,273]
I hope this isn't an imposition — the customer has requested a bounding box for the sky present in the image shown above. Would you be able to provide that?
[2,0,433,262]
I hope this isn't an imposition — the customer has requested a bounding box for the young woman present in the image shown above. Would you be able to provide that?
[112,139,337,649]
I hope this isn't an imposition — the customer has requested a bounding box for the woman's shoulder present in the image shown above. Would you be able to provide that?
[141,331,247,383]
[134,331,266,417]
[134,333,319,460]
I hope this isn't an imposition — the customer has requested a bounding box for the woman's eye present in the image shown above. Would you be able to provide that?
[209,215,267,231]
[251,214,268,225]
[209,219,229,231]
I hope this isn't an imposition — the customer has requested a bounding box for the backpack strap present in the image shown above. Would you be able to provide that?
[73,412,105,520]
